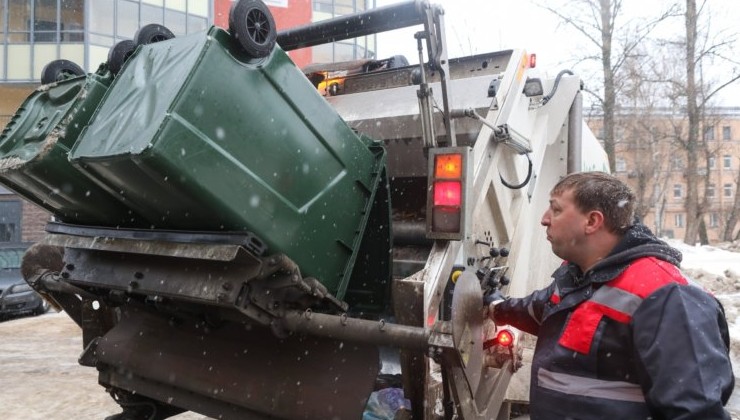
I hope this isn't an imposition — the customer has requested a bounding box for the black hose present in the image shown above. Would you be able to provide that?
[542,69,574,105]
[500,154,533,190]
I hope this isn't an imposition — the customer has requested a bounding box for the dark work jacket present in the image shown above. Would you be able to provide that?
[494,224,734,419]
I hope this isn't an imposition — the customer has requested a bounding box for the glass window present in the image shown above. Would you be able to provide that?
[9,0,31,41]
[314,0,333,14]
[90,0,114,36]
[723,155,732,169]
[186,15,207,34]
[709,156,715,169]
[61,0,84,42]
[707,184,715,198]
[673,184,682,199]
[89,33,114,47]
[187,0,208,17]
[166,0,187,12]
[671,156,683,170]
[615,158,626,172]
[0,2,6,42]
[312,43,333,63]
[703,125,714,141]
[725,184,733,198]
[117,0,139,39]
[709,213,719,228]
[674,213,684,228]
[165,9,186,35]
[335,0,354,15]
[34,0,58,42]
[723,126,732,141]
[0,201,22,242]
[141,3,164,25]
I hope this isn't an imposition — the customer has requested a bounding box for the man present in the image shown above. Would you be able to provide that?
[488,172,734,419]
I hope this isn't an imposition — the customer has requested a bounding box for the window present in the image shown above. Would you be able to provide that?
[0,201,22,242]
[673,184,683,199]
[709,213,719,228]
[725,184,733,198]
[709,156,715,169]
[615,158,626,173]
[703,126,715,141]
[674,213,684,228]
[707,184,715,198]
[671,156,684,170]
[723,126,732,141]
[724,155,732,170]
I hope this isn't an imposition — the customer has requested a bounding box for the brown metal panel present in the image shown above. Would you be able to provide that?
[96,307,380,420]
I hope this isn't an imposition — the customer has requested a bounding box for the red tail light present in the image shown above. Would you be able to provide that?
[496,329,514,348]
[426,148,470,240]
[433,181,461,206]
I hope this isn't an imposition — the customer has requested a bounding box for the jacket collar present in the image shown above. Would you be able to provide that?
[560,224,682,287]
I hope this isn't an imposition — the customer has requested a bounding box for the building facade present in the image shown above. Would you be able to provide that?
[588,107,740,243]
[0,0,376,243]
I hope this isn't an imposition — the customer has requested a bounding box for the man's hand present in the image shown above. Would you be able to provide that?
[483,290,506,322]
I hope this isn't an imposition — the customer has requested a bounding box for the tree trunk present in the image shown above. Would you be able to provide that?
[600,0,617,172]
[682,0,701,244]
[723,169,740,241]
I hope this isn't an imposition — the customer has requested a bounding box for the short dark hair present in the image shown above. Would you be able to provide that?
[551,172,635,234]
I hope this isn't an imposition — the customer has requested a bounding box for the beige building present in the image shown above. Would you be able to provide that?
[588,107,740,243]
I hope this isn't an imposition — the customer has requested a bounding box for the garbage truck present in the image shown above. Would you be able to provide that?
[0,0,609,418]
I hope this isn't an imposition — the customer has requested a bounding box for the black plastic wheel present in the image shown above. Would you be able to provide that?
[107,40,137,75]
[133,23,175,46]
[40,59,84,84]
[229,0,277,58]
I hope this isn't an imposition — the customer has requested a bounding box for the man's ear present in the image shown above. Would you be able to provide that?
[584,210,605,234]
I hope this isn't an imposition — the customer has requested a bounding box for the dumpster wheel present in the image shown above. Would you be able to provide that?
[40,59,84,85]
[229,0,277,58]
[107,40,136,75]
[134,23,175,46]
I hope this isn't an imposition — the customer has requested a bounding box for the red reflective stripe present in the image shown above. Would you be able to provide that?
[558,257,686,355]
[559,301,633,354]
[559,301,602,354]
[608,257,687,298]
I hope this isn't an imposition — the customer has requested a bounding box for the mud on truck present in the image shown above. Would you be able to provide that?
[0,0,608,418]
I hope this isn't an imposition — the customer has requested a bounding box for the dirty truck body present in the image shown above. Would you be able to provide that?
[1,1,608,419]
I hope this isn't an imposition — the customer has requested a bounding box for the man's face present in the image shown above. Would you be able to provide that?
[541,188,588,262]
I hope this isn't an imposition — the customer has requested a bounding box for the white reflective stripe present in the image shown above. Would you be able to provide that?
[527,301,541,325]
[591,286,642,316]
[538,368,646,403]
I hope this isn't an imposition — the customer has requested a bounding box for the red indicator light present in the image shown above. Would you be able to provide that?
[434,181,461,207]
[529,54,537,68]
[435,154,462,178]
[496,329,514,348]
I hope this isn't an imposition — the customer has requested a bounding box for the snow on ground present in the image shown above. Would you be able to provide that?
[1,239,740,419]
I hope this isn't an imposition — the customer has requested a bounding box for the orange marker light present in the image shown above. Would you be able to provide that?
[435,154,462,178]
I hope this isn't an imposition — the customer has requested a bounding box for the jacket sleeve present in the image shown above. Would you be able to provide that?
[492,283,555,336]
[632,283,734,419]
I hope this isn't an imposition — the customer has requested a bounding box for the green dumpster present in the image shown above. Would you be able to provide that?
[0,69,143,226]
[70,27,389,299]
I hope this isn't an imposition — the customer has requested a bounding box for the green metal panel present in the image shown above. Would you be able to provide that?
[70,27,390,298]
[0,70,142,226]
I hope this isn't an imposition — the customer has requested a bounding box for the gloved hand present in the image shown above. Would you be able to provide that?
[482,290,506,322]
